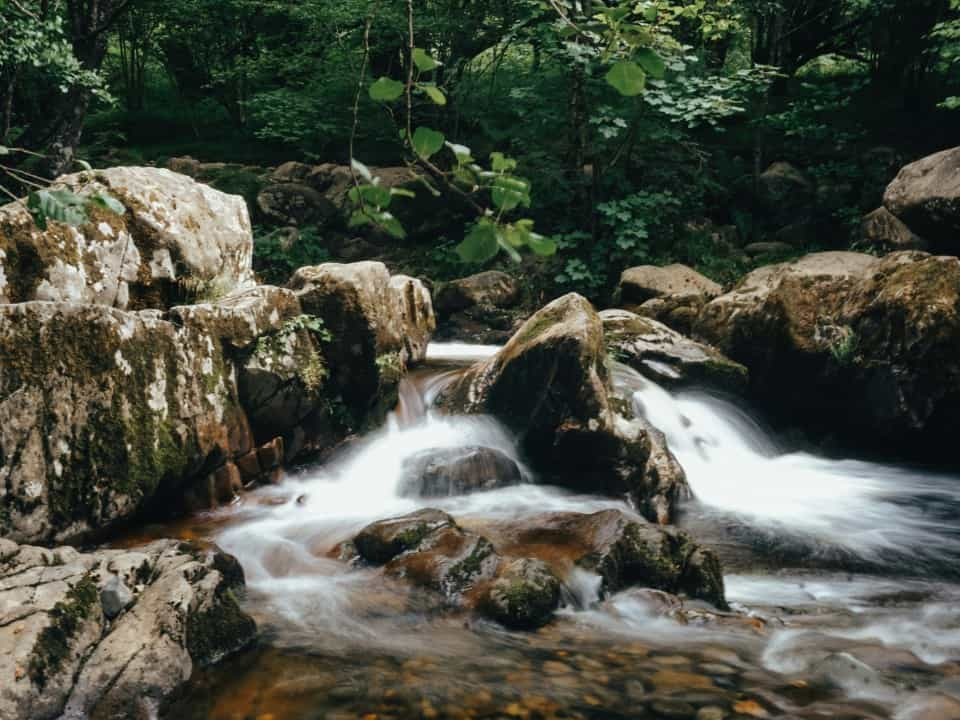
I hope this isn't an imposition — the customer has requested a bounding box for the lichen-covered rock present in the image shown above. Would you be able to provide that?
[398,446,523,498]
[0,538,255,720]
[288,262,435,425]
[696,251,960,455]
[859,207,927,253]
[884,147,960,250]
[601,309,747,393]
[0,167,254,309]
[0,302,248,544]
[439,294,688,522]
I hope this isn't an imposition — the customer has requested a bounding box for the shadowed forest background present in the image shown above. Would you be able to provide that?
[2,0,959,299]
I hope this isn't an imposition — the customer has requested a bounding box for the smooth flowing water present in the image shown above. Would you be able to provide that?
[148,344,960,720]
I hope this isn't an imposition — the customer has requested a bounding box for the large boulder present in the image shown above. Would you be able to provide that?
[438,294,688,522]
[0,167,254,309]
[601,309,747,393]
[0,538,255,720]
[0,302,250,544]
[884,147,960,250]
[696,251,960,455]
[288,262,435,425]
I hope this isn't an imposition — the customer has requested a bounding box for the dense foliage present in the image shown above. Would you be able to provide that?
[1,0,958,297]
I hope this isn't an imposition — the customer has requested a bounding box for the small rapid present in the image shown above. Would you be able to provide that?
[614,364,960,575]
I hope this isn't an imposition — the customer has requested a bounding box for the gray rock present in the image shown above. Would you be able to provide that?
[859,207,927,252]
[399,446,523,498]
[619,264,722,305]
[884,146,960,250]
[99,575,134,619]
[0,538,255,720]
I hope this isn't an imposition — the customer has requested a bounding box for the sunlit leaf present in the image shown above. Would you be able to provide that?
[412,126,445,159]
[634,48,666,79]
[369,77,405,102]
[418,83,447,105]
[412,48,441,72]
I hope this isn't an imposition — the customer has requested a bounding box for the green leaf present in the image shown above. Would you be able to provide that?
[643,7,657,21]
[412,48,441,72]
[491,176,531,212]
[411,126,445,160]
[446,142,473,163]
[349,184,392,208]
[0,146,9,156]
[27,189,88,230]
[418,83,447,106]
[369,77,405,102]
[606,61,647,96]
[456,221,499,263]
[497,231,523,263]
[527,232,558,256]
[88,191,125,215]
[490,152,517,173]
[634,48,666,79]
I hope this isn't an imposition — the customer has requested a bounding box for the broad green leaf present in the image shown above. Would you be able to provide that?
[351,158,373,181]
[27,189,87,230]
[491,176,531,212]
[527,233,558,256]
[602,7,631,22]
[418,83,447,106]
[445,142,473,163]
[642,6,657,21]
[369,77,405,102]
[456,221,499,263]
[501,223,529,248]
[497,231,523,263]
[88,191,125,215]
[411,126,445,160]
[412,48,441,72]
[349,184,392,208]
[606,61,647,96]
[490,152,517,173]
[634,48,666,79]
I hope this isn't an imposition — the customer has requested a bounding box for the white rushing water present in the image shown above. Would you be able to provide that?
[211,343,960,688]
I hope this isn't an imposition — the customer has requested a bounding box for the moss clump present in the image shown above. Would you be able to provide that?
[186,588,256,666]
[28,574,99,689]
[446,538,495,593]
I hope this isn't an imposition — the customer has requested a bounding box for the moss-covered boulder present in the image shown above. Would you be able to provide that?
[288,262,435,425]
[0,302,254,543]
[0,167,254,309]
[696,251,960,456]
[601,309,747,393]
[438,294,688,523]
[478,558,561,630]
[0,537,255,720]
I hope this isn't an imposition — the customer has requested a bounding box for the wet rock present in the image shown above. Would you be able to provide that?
[439,293,688,522]
[434,271,521,315]
[288,262,435,424]
[884,146,960,250]
[478,509,726,608]
[0,302,249,544]
[896,693,960,720]
[0,538,255,720]
[478,558,562,630]
[99,575,134,619]
[398,446,523,497]
[0,166,254,308]
[601,309,747,393]
[696,251,960,455]
[354,509,457,565]
[858,207,926,253]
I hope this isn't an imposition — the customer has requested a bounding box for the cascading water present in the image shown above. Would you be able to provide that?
[161,343,960,719]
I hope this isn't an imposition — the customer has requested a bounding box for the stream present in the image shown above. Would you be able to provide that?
[135,343,960,719]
